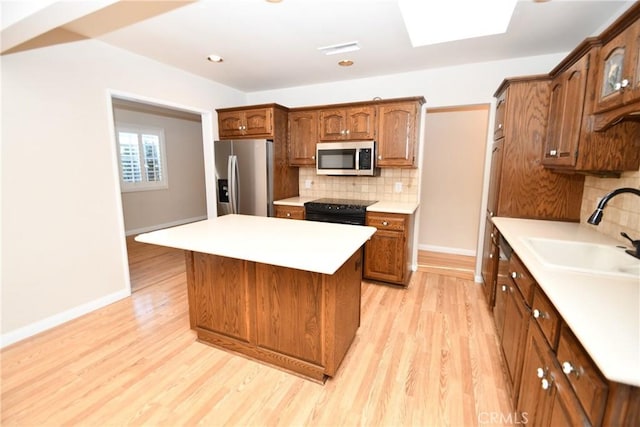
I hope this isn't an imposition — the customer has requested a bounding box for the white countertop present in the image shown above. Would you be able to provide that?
[492,217,640,387]
[273,196,317,206]
[135,214,376,275]
[367,201,419,214]
[274,197,418,214]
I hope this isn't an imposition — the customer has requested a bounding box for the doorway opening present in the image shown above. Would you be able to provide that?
[109,94,212,292]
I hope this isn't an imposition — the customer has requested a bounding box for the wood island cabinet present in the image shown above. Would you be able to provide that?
[364,211,412,286]
[376,99,423,167]
[319,106,375,141]
[274,205,305,220]
[218,107,274,138]
[288,110,318,166]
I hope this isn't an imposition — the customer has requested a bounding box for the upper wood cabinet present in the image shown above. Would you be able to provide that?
[319,106,375,141]
[288,110,318,166]
[376,99,423,167]
[218,106,275,138]
[543,47,591,168]
[594,18,640,114]
[490,77,584,220]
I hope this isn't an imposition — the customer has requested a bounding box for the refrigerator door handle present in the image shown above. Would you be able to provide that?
[229,155,240,214]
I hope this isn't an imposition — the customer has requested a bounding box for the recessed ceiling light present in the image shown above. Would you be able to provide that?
[266,0,283,3]
[398,0,517,46]
[318,41,360,56]
[338,60,354,67]
[207,54,223,63]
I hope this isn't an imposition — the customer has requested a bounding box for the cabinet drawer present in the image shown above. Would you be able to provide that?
[366,213,407,231]
[508,255,535,306]
[531,287,561,349]
[274,205,305,220]
[557,324,608,426]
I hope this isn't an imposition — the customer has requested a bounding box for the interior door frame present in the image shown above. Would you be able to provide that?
[106,89,215,292]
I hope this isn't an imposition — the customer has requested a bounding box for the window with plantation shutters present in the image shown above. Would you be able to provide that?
[116,125,168,192]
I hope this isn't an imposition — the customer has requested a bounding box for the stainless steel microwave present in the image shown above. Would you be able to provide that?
[316,141,379,176]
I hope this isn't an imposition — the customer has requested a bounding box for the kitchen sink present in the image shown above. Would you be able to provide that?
[522,237,640,279]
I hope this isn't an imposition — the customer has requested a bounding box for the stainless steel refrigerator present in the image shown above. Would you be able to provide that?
[214,139,274,217]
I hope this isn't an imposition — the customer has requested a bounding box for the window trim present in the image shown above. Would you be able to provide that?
[116,124,169,193]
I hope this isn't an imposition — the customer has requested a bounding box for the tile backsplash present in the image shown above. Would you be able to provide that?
[580,168,640,245]
[298,168,419,203]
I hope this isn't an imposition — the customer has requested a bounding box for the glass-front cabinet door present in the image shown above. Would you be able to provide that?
[595,19,640,112]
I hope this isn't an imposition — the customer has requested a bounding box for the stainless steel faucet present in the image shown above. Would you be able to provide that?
[587,187,640,259]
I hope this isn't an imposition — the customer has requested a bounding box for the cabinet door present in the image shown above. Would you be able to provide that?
[494,90,507,140]
[364,229,405,284]
[624,19,640,105]
[243,108,273,136]
[543,53,589,167]
[486,139,504,217]
[481,220,498,307]
[288,110,318,166]
[319,109,347,141]
[595,19,640,111]
[346,106,376,140]
[517,321,554,426]
[377,102,419,167]
[218,111,246,137]
[493,274,508,342]
[501,281,530,404]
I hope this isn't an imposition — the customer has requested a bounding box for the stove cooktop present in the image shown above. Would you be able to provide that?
[306,198,378,208]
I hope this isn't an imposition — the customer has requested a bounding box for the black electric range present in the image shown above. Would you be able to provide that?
[304,198,378,226]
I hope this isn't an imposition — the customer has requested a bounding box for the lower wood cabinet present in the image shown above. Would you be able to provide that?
[493,250,640,426]
[517,320,591,426]
[364,212,411,286]
[274,205,305,220]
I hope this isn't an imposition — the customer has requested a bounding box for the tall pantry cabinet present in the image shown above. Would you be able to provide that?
[481,76,584,307]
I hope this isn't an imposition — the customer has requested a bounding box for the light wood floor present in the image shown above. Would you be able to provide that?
[1,244,512,426]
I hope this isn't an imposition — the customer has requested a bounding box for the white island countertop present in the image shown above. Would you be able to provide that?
[135,214,376,275]
[493,217,640,387]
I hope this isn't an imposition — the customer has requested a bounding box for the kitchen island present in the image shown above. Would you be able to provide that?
[135,214,376,382]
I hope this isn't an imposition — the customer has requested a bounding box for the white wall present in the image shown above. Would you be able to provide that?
[114,108,207,234]
[420,106,490,255]
[1,38,245,345]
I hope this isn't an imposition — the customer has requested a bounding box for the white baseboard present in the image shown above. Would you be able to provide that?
[418,244,476,257]
[0,288,131,349]
[125,216,207,236]
[474,274,484,283]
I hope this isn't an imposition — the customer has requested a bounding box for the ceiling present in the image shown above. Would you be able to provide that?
[3,0,637,92]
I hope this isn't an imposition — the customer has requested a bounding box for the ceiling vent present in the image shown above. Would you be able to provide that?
[317,41,360,56]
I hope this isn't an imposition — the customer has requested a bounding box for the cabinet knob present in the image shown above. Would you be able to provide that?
[621,79,629,89]
[286,212,291,217]
[311,155,315,160]
[536,367,545,378]
[489,254,494,259]
[490,232,494,238]
[501,285,507,292]
[382,221,389,226]
[541,378,550,390]
[533,309,546,319]
[561,361,574,375]
[488,211,494,218]
[549,149,557,157]
[510,271,518,279]
[346,129,350,134]
[614,82,622,91]
[498,123,503,129]
[340,130,346,135]
[378,155,382,160]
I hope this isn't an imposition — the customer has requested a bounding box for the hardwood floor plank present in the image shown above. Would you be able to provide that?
[1,243,512,426]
